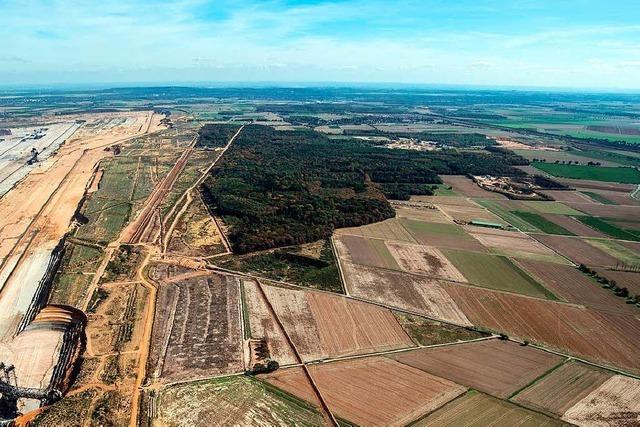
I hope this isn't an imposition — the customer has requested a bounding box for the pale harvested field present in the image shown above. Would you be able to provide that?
[341,262,472,326]
[395,205,452,223]
[563,375,640,427]
[445,284,640,373]
[468,228,560,258]
[336,218,417,243]
[542,214,606,237]
[391,340,562,398]
[385,240,467,281]
[266,358,466,426]
[440,175,506,199]
[242,279,298,365]
[333,234,400,270]
[416,391,568,427]
[517,259,634,315]
[540,190,596,203]
[593,269,640,296]
[262,284,414,361]
[533,235,620,267]
[512,361,612,416]
[439,203,504,223]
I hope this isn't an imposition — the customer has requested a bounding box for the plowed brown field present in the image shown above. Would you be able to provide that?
[540,190,595,204]
[341,262,472,325]
[264,358,467,426]
[334,234,400,270]
[390,340,563,398]
[262,284,414,361]
[517,259,635,315]
[445,284,640,373]
[533,235,619,267]
[593,269,640,295]
[512,361,612,416]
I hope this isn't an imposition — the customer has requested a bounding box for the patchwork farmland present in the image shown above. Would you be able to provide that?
[6,91,640,426]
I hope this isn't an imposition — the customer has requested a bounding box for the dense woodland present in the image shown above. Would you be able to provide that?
[195,124,241,148]
[200,124,528,253]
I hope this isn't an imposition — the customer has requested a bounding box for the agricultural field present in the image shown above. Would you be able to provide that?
[534,234,621,267]
[516,259,633,314]
[532,162,640,184]
[264,357,466,426]
[445,284,640,373]
[511,361,613,417]
[153,375,325,427]
[562,375,640,426]
[511,211,575,235]
[4,88,640,425]
[441,249,556,299]
[340,262,472,325]
[467,227,567,263]
[399,218,488,251]
[415,391,568,427]
[261,283,415,361]
[390,339,563,398]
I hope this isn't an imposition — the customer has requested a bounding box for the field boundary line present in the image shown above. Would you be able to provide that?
[506,358,569,400]
[254,278,339,426]
[207,264,640,380]
[330,235,348,295]
[508,338,640,381]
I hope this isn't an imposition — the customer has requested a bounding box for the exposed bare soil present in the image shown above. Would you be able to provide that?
[390,339,563,398]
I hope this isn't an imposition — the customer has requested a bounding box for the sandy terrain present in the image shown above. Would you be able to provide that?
[563,375,640,426]
[391,339,562,398]
[542,214,607,237]
[262,284,414,361]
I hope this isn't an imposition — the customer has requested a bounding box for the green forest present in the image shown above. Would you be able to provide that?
[201,125,528,253]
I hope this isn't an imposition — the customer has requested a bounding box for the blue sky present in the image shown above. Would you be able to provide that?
[1,0,639,89]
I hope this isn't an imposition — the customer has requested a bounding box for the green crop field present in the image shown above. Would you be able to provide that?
[576,217,640,241]
[475,200,539,232]
[511,211,575,236]
[532,163,640,184]
[442,249,557,299]
[581,191,617,205]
